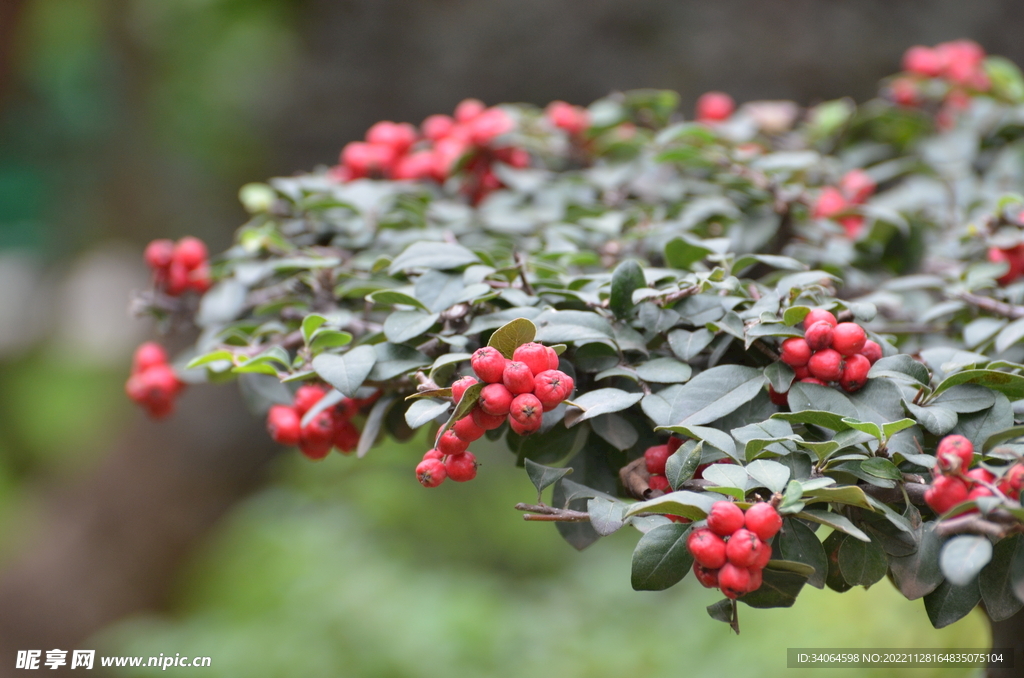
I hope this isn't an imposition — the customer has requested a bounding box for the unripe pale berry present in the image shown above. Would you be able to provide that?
[453,415,485,442]
[513,342,552,378]
[644,445,671,475]
[509,393,544,431]
[471,347,507,383]
[648,475,670,492]
[861,340,883,364]
[416,458,447,487]
[692,562,719,588]
[936,434,974,473]
[533,370,574,410]
[687,528,727,569]
[445,451,478,482]
[472,406,507,430]
[293,385,327,415]
[174,237,208,270]
[479,383,514,416]
[725,528,764,567]
[808,349,843,382]
[266,405,302,446]
[832,323,867,356]
[451,376,478,403]
[437,429,469,456]
[144,239,175,270]
[744,503,783,540]
[718,563,752,599]
[803,309,838,329]
[502,361,535,395]
[804,321,834,351]
[839,354,871,393]
[133,341,168,373]
[779,337,812,367]
[707,501,745,537]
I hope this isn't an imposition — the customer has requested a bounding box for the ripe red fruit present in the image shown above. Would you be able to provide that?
[133,342,168,373]
[451,376,478,403]
[166,260,189,295]
[839,354,871,393]
[293,385,327,415]
[925,475,969,514]
[802,309,838,329]
[890,77,920,106]
[692,563,720,588]
[479,383,514,416]
[988,246,1024,286]
[695,91,735,122]
[471,347,507,383]
[301,410,334,446]
[807,349,843,382]
[453,415,485,442]
[812,187,848,219]
[533,370,573,410]
[725,528,764,567]
[707,501,746,537]
[546,101,590,135]
[746,566,763,593]
[471,406,507,430]
[667,437,684,453]
[793,365,811,380]
[366,121,418,153]
[718,563,752,599]
[644,445,671,475]
[687,528,727,569]
[780,338,812,367]
[445,451,478,482]
[545,346,560,370]
[266,405,302,446]
[804,321,835,351]
[454,98,486,123]
[768,385,788,407]
[502,361,536,395]
[422,114,455,141]
[800,377,828,386]
[832,323,867,356]
[967,486,994,503]
[416,458,447,487]
[648,475,670,492]
[861,340,883,364]
[744,503,782,540]
[437,429,470,456]
[513,343,552,378]
[333,420,360,453]
[174,237,208,270]
[839,169,876,205]
[965,467,995,485]
[509,393,544,431]
[903,45,945,77]
[752,539,773,569]
[936,434,974,473]
[423,448,444,461]
[144,239,175,270]
[187,263,212,293]
[134,363,182,402]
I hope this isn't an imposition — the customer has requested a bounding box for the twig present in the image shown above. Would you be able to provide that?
[657,285,701,307]
[751,339,780,362]
[934,513,1024,539]
[514,503,590,522]
[514,252,535,296]
[955,291,1024,320]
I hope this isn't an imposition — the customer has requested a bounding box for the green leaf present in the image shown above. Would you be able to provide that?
[739,566,809,609]
[940,535,993,587]
[388,241,480,273]
[437,383,484,438]
[706,598,735,625]
[775,518,827,588]
[367,289,430,311]
[487,318,538,359]
[745,459,791,493]
[995,317,1024,353]
[301,314,328,344]
[356,393,398,458]
[903,400,958,436]
[630,523,693,591]
[663,364,765,427]
[658,423,738,462]
[924,578,981,629]
[383,310,439,344]
[979,534,1024,621]
[404,398,450,429]
[764,361,795,393]
[415,270,468,312]
[367,343,431,381]
[867,354,930,385]
[953,392,1014,451]
[840,418,882,441]
[590,413,639,451]
[933,370,1024,400]
[838,534,888,587]
[824,531,852,592]
[665,440,702,489]
[524,459,573,495]
[797,509,871,541]
[610,260,645,318]
[311,345,377,397]
[930,384,996,414]
[186,350,234,369]
[564,389,644,427]
[635,358,692,384]
[588,497,626,536]
[664,236,713,270]
[310,330,354,352]
[196,279,247,327]
[785,381,859,422]
[701,463,752,493]
[803,485,875,511]
[667,328,715,361]
[624,490,721,521]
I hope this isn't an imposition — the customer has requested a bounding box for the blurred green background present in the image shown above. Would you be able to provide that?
[1,0,1014,675]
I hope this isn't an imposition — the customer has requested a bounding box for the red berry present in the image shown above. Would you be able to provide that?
[471,406,506,431]
[423,448,444,461]
[509,393,544,431]
[471,347,507,383]
[133,341,168,373]
[988,247,1024,286]
[144,239,175,270]
[779,338,812,367]
[802,309,838,329]
[903,45,944,77]
[861,340,883,364]
[839,169,876,205]
[707,501,745,537]
[692,562,720,588]
[800,377,828,386]
[890,77,920,106]
[422,114,455,141]
[479,383,514,416]
[752,539,773,569]
[812,187,848,219]
[366,121,418,153]
[695,91,734,122]
[687,528,727,569]
[437,429,469,456]
[768,385,788,407]
[667,437,684,453]
[793,365,811,380]
[967,486,994,503]
[936,434,974,473]
[266,405,302,446]
[804,321,834,351]
[744,503,782,541]
[648,474,670,492]
[451,376,478,403]
[832,323,867,356]
[808,349,843,382]
[300,410,334,449]
[453,415,485,442]
[187,263,212,293]
[467,108,512,145]
[718,563,752,599]
[965,467,995,485]
[513,342,551,378]
[445,451,478,482]
[533,370,574,410]
[924,475,970,514]
[293,385,327,415]
[839,354,871,393]
[546,101,590,135]
[746,566,764,593]
[725,528,764,567]
[333,420,361,454]
[1004,464,1024,492]
[545,346,560,370]
[644,445,671,475]
[174,237,208,270]
[166,260,189,295]
[454,98,486,123]
[127,364,182,418]
[416,458,447,487]
[502,361,535,395]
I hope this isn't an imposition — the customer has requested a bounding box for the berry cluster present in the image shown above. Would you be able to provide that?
[774,309,881,404]
[924,434,1024,514]
[811,169,877,238]
[890,41,991,128]
[265,384,370,461]
[333,99,526,204]
[545,101,590,137]
[695,91,735,123]
[125,342,185,418]
[416,343,574,488]
[688,501,781,599]
[643,438,685,493]
[143,237,212,296]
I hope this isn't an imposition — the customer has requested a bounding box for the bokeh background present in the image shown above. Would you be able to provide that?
[5,1,1024,675]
